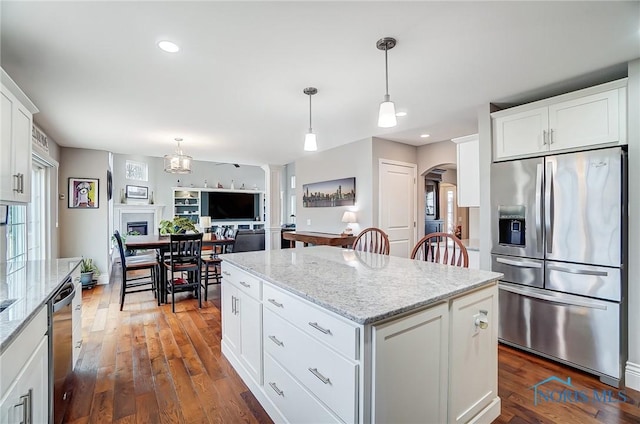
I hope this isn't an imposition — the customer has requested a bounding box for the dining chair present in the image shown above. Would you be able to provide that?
[352,227,390,255]
[410,232,469,267]
[113,230,159,311]
[164,233,204,313]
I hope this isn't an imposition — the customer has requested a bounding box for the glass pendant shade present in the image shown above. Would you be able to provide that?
[378,96,397,128]
[304,132,318,152]
[163,138,192,173]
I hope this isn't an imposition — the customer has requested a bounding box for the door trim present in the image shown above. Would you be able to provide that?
[378,159,418,252]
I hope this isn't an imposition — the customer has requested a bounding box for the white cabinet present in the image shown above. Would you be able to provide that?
[372,303,449,424]
[71,266,83,368]
[452,134,480,207]
[221,262,263,385]
[0,69,38,203]
[493,79,626,161]
[0,307,48,424]
[173,188,201,224]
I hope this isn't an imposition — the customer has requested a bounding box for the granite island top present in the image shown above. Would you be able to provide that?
[221,246,502,324]
[0,258,81,353]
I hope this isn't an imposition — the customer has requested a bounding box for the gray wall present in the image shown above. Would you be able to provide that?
[296,138,373,234]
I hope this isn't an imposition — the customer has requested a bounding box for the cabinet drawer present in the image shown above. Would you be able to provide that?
[264,353,339,424]
[264,308,358,423]
[263,283,359,360]
[221,263,261,300]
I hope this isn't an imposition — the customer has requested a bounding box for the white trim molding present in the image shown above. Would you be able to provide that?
[114,204,165,236]
[625,361,640,391]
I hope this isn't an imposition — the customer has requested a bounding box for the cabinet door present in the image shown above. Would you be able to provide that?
[12,103,32,202]
[0,90,15,201]
[221,282,241,353]
[549,88,622,151]
[493,107,548,161]
[0,336,48,424]
[238,291,262,385]
[449,285,498,424]
[456,136,480,207]
[372,303,449,424]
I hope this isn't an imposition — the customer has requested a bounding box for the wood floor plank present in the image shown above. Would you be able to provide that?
[66,266,640,424]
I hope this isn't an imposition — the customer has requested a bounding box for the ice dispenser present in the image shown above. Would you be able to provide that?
[498,206,525,246]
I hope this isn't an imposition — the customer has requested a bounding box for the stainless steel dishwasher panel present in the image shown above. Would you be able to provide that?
[499,282,620,380]
[50,278,75,424]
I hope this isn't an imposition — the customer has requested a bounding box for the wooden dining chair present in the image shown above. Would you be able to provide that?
[164,233,203,313]
[352,227,390,255]
[410,232,469,267]
[113,230,159,311]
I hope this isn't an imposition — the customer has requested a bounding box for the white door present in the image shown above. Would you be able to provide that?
[379,160,417,258]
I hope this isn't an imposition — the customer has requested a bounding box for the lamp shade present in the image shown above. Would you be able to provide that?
[199,216,211,229]
[378,98,397,128]
[304,132,317,151]
[342,211,357,224]
[164,138,192,173]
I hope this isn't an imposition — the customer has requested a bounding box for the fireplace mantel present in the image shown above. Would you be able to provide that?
[114,204,166,235]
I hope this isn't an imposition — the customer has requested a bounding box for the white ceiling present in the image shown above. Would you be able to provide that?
[1,1,639,166]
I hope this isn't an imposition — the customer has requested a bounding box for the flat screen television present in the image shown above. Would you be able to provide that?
[205,191,259,221]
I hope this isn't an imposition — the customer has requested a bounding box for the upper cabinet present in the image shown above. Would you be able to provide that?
[452,134,479,207]
[0,68,38,203]
[492,79,626,162]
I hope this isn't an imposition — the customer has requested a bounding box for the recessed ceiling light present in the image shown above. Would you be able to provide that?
[420,134,430,138]
[396,111,407,117]
[158,40,180,53]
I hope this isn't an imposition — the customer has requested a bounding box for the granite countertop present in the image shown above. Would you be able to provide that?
[221,246,502,324]
[0,258,82,353]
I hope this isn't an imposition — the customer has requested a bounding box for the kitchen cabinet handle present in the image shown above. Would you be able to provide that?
[223,271,231,276]
[75,339,83,349]
[308,367,331,385]
[233,297,239,315]
[231,296,236,314]
[268,335,284,347]
[239,281,251,288]
[14,388,32,424]
[13,174,20,192]
[75,304,81,310]
[267,298,284,308]
[308,322,332,335]
[269,382,284,397]
[542,130,547,145]
[20,174,25,193]
[549,128,554,144]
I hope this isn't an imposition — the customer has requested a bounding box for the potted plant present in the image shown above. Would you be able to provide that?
[159,216,198,235]
[79,258,100,288]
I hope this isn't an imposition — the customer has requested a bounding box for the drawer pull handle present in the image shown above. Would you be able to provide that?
[308,322,332,335]
[268,299,284,308]
[308,367,331,385]
[268,335,284,347]
[239,281,251,288]
[75,305,81,310]
[75,339,83,348]
[269,382,284,397]
[223,271,231,276]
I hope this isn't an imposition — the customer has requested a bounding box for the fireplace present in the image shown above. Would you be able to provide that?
[114,204,165,236]
[127,221,148,235]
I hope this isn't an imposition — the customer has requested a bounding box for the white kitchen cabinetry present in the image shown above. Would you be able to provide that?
[0,307,48,424]
[221,262,263,385]
[452,134,480,207]
[71,266,83,368]
[493,79,626,161]
[0,69,38,203]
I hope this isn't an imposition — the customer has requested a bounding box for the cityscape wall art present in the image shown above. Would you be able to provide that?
[302,177,356,207]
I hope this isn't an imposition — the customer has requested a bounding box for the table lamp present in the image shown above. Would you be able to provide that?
[341,211,357,235]
[199,216,211,233]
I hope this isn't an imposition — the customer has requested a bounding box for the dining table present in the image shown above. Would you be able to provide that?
[124,233,235,303]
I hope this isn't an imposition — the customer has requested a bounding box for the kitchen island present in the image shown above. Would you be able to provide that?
[220,246,503,423]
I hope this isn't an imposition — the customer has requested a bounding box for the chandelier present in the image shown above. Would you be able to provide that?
[163,137,192,174]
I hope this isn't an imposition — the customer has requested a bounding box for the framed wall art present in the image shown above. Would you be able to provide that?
[302,177,356,207]
[126,185,148,199]
[68,177,99,208]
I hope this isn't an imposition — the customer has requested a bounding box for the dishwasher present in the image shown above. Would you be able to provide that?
[49,277,75,424]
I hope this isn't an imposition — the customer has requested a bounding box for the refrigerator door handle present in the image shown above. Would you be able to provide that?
[496,257,542,268]
[535,163,543,253]
[547,264,608,277]
[545,161,554,254]
[500,284,608,310]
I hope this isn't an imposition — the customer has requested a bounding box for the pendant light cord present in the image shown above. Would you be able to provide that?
[308,93,313,131]
[384,46,389,96]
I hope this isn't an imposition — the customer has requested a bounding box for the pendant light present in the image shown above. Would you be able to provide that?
[163,137,192,173]
[303,87,318,151]
[376,37,397,128]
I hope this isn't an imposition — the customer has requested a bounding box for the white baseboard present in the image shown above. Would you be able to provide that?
[625,361,640,391]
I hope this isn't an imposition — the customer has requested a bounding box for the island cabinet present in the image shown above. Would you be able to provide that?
[0,307,48,424]
[492,78,627,162]
[221,247,502,424]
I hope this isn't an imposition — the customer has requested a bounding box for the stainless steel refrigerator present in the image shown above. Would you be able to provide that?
[491,146,627,387]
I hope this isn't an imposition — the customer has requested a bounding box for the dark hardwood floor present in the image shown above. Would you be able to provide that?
[66,272,640,423]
